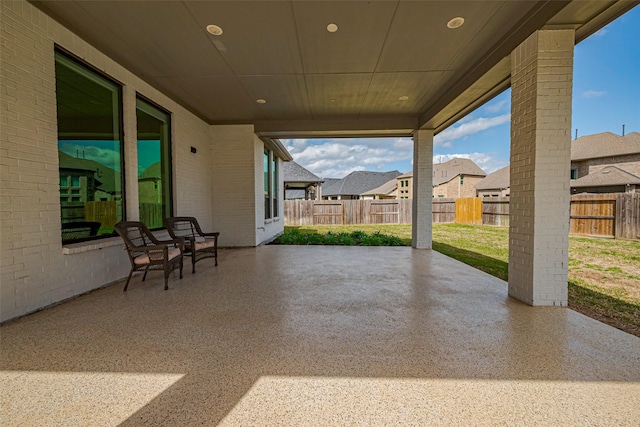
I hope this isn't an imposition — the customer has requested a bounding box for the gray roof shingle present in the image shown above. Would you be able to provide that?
[571,132,640,161]
[283,161,323,186]
[323,171,402,197]
[399,158,486,186]
[361,177,398,197]
[571,166,640,188]
[476,165,510,190]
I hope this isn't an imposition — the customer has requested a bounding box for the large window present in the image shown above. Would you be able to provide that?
[272,154,278,218]
[55,51,124,243]
[264,149,280,220]
[264,149,271,219]
[136,98,172,229]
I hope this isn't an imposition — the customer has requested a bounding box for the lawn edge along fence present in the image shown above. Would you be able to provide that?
[284,193,639,240]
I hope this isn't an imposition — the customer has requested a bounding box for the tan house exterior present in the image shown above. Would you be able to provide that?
[396,172,413,199]
[361,178,398,200]
[476,132,640,197]
[571,132,640,180]
[395,158,486,199]
[476,165,510,197]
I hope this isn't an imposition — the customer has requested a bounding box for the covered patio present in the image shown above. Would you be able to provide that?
[2,246,639,425]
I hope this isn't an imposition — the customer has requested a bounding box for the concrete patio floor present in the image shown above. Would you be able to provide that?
[1,245,639,426]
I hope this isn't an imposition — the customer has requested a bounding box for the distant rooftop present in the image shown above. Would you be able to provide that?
[361,177,398,197]
[571,165,640,188]
[572,131,640,161]
[323,170,402,197]
[399,158,486,186]
[283,161,323,183]
[476,165,510,191]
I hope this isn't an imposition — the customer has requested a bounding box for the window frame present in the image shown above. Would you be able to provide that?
[55,48,126,244]
[264,149,271,220]
[135,95,174,230]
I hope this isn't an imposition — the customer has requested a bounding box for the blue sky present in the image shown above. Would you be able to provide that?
[284,6,640,178]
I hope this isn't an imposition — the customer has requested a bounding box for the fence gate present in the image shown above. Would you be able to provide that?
[455,197,482,225]
[570,194,615,238]
[313,203,343,225]
[370,201,400,224]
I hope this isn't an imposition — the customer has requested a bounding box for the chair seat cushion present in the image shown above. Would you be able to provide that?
[134,248,182,265]
[194,241,216,250]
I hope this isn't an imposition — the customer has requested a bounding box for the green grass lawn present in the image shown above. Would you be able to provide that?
[277,223,640,337]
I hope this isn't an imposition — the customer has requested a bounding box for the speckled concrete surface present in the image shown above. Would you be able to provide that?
[1,246,639,426]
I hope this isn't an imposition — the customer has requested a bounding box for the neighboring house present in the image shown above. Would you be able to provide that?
[398,158,486,199]
[58,150,122,225]
[476,165,510,197]
[476,132,640,196]
[396,172,413,199]
[322,171,402,200]
[138,162,163,204]
[283,161,324,200]
[433,158,486,198]
[571,132,640,179]
[361,177,398,199]
[571,166,640,194]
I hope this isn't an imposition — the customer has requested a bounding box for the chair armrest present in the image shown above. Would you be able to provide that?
[200,232,220,238]
[144,237,185,252]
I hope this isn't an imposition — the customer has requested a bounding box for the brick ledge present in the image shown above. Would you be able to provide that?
[62,237,123,255]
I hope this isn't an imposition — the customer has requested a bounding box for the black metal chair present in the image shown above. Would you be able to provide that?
[164,217,219,273]
[115,221,184,291]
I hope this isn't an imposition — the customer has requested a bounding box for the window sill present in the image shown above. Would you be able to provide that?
[62,237,122,255]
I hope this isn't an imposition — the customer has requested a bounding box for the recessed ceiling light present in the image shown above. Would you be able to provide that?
[398,96,409,101]
[327,23,338,33]
[447,17,465,29]
[256,99,267,104]
[206,24,223,36]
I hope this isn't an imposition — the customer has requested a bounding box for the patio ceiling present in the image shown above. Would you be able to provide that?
[31,0,634,138]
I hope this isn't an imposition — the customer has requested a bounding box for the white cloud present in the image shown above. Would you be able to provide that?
[593,28,608,37]
[484,100,508,114]
[283,137,413,178]
[582,90,607,98]
[433,152,508,174]
[434,114,510,147]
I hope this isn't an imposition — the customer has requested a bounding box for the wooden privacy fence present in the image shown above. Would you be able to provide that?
[570,193,639,240]
[85,201,117,228]
[455,197,482,225]
[432,198,456,223]
[477,194,640,240]
[284,194,639,240]
[285,199,413,226]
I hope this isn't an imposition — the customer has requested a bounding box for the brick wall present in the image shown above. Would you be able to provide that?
[434,175,484,198]
[572,153,640,178]
[0,1,255,321]
[210,125,259,247]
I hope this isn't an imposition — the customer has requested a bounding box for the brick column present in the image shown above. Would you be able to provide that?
[412,129,434,249]
[122,85,139,220]
[509,30,574,306]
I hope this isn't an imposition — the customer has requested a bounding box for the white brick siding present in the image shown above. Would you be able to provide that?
[509,30,574,306]
[0,1,277,322]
